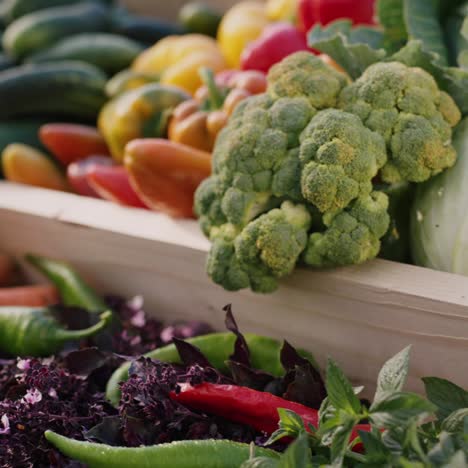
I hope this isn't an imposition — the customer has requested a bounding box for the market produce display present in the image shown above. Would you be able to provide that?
[0,0,467,294]
[0,254,466,467]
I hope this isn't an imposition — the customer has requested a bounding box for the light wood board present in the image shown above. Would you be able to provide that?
[0,182,467,396]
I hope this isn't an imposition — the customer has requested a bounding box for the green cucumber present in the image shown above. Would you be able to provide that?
[0,61,107,120]
[3,2,110,59]
[0,119,50,177]
[111,12,185,45]
[28,33,144,74]
[179,2,222,38]
[4,0,114,23]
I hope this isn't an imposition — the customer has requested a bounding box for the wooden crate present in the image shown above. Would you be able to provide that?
[1,182,467,397]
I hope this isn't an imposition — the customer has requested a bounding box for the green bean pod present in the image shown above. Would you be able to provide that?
[106,332,317,406]
[45,431,279,468]
[0,307,112,356]
[26,254,107,313]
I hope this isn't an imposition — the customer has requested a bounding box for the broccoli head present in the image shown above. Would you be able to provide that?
[195,52,462,293]
[339,61,462,183]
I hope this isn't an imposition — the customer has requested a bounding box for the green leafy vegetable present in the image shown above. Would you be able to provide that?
[377,0,408,53]
[423,377,468,420]
[308,20,386,79]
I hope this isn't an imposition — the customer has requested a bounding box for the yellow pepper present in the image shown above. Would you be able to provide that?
[131,34,226,95]
[217,1,270,68]
[2,143,69,191]
[266,0,298,21]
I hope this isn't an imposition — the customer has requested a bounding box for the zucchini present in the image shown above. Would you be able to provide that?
[179,2,222,38]
[28,33,144,74]
[3,2,110,59]
[105,69,159,97]
[111,12,185,45]
[4,0,114,23]
[0,61,107,120]
[0,119,49,177]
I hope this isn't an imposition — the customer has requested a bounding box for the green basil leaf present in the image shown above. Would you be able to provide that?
[427,432,467,466]
[391,40,468,115]
[266,409,306,445]
[423,376,468,420]
[308,20,386,79]
[370,392,436,428]
[326,358,362,415]
[373,346,411,405]
[278,433,311,468]
[330,415,357,466]
[377,0,408,53]
[359,430,392,463]
[442,408,468,433]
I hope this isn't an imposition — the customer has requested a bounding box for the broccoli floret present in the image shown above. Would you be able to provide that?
[304,192,390,267]
[206,202,312,293]
[268,51,349,109]
[339,61,461,183]
[235,202,312,292]
[299,109,387,214]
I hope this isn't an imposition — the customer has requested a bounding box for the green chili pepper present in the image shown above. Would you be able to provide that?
[0,307,112,357]
[45,431,279,468]
[26,254,107,313]
[106,332,317,406]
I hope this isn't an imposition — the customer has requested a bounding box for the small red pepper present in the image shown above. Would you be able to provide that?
[67,156,114,198]
[240,22,310,73]
[87,165,149,209]
[298,0,376,34]
[171,383,371,447]
[39,124,110,166]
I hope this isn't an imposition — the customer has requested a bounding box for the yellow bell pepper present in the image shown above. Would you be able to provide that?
[217,1,270,68]
[2,143,69,191]
[266,0,298,21]
[132,34,226,94]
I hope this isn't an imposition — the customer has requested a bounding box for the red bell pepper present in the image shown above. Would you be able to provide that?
[298,0,376,34]
[171,383,371,447]
[39,124,110,166]
[87,165,149,209]
[67,156,114,198]
[240,22,310,73]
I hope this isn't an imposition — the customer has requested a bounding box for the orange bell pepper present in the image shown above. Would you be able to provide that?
[124,139,212,218]
[168,68,267,152]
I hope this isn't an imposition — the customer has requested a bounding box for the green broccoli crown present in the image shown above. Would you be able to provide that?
[339,61,462,183]
[268,51,349,109]
[195,53,460,293]
[304,191,390,267]
[299,109,387,214]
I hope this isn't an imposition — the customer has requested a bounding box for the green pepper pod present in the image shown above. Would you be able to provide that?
[26,254,107,313]
[0,308,112,356]
[106,332,317,406]
[97,83,191,162]
[45,431,279,468]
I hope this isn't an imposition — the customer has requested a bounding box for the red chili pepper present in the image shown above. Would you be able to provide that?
[67,156,114,198]
[240,22,310,73]
[298,0,376,34]
[39,124,110,166]
[171,383,371,449]
[87,165,149,209]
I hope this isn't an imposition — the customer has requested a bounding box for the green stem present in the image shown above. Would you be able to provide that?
[198,66,225,110]
[26,254,107,313]
[56,310,112,341]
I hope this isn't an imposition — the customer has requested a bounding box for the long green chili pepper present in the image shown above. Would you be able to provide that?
[0,307,112,356]
[106,332,317,406]
[45,431,280,468]
[26,254,107,313]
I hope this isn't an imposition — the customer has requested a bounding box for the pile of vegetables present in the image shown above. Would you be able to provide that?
[0,259,466,467]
